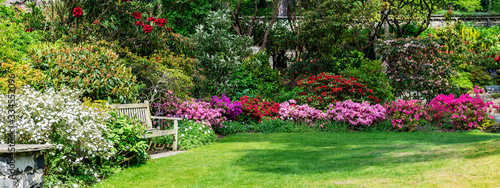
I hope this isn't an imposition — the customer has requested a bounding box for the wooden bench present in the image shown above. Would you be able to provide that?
[109,100,182,151]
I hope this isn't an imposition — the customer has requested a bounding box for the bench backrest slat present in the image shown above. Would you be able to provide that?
[110,100,153,129]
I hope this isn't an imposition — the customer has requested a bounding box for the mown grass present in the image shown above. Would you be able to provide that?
[95,132,500,187]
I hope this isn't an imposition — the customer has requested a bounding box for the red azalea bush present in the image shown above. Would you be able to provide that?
[296,72,380,110]
[238,96,280,123]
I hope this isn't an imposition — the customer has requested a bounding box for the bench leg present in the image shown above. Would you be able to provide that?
[173,120,178,151]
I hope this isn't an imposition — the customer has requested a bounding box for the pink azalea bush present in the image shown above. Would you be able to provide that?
[153,94,227,128]
[279,100,328,126]
[385,100,425,132]
[175,99,227,128]
[327,100,386,126]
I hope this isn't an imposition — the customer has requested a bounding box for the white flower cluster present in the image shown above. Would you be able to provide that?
[0,86,114,164]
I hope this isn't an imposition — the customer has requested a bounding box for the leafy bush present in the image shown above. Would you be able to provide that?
[177,120,217,150]
[287,50,367,79]
[0,86,114,186]
[451,72,474,90]
[326,100,386,127]
[341,58,394,103]
[0,20,44,93]
[108,45,194,102]
[160,0,215,35]
[253,117,297,133]
[377,37,458,101]
[384,100,426,132]
[296,72,380,110]
[214,120,250,135]
[106,111,149,166]
[238,95,280,123]
[191,9,253,98]
[30,42,140,103]
[231,51,282,99]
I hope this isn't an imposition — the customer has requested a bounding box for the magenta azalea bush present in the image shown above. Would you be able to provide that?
[279,100,328,126]
[425,93,497,130]
[327,100,386,126]
[210,94,242,120]
[385,100,425,132]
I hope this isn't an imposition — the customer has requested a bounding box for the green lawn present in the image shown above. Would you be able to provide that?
[95,132,500,187]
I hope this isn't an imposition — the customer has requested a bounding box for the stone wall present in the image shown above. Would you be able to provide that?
[0,152,45,188]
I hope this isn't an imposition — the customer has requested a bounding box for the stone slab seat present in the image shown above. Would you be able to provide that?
[109,100,182,151]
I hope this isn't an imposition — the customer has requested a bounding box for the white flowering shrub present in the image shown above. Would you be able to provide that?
[0,86,115,186]
[178,120,218,150]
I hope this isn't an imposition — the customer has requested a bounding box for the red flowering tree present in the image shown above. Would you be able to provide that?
[296,72,380,110]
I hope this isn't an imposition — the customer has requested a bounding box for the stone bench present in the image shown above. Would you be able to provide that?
[0,144,54,188]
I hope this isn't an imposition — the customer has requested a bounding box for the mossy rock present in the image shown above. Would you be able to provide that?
[482,123,500,133]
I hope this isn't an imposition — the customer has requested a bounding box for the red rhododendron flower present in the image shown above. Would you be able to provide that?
[136,21,144,26]
[73,7,83,18]
[25,28,33,32]
[143,24,153,33]
[148,17,156,22]
[132,12,141,19]
[155,18,167,27]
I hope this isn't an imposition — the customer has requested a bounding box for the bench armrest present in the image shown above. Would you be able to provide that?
[150,116,183,121]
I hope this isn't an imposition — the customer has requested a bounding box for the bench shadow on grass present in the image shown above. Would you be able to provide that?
[229,133,500,175]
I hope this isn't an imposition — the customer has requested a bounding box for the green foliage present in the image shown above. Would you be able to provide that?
[287,50,368,79]
[231,52,281,99]
[299,0,382,56]
[0,19,45,93]
[455,0,483,12]
[30,42,140,103]
[470,66,493,86]
[177,120,218,150]
[191,9,253,98]
[114,46,194,102]
[253,117,298,133]
[451,72,475,90]
[341,57,394,103]
[214,120,251,135]
[160,0,216,35]
[106,111,149,166]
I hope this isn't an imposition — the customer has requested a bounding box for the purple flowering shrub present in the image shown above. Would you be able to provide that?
[279,100,328,127]
[326,100,386,127]
[384,100,425,132]
[210,94,242,120]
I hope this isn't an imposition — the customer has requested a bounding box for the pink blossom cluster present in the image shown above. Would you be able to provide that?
[279,100,328,126]
[425,93,497,130]
[174,99,227,128]
[384,100,425,131]
[327,100,386,126]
